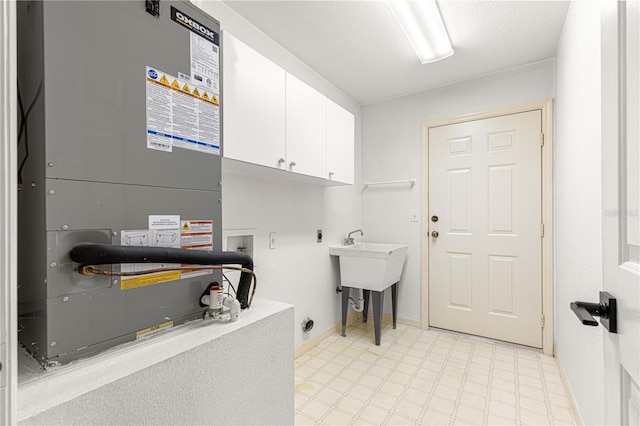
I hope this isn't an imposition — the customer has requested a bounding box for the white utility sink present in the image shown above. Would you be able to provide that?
[329,242,408,292]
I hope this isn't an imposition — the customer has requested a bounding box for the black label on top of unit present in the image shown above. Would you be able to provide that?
[170,6,219,45]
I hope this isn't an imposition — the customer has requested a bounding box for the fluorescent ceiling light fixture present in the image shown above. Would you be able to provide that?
[387,0,453,64]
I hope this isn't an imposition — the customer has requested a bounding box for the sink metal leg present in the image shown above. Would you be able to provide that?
[362,290,370,323]
[372,290,384,345]
[391,282,398,329]
[341,286,350,337]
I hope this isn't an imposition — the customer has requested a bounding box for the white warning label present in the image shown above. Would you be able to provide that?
[181,219,214,279]
[146,67,220,155]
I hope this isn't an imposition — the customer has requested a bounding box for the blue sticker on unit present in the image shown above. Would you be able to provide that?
[148,69,158,79]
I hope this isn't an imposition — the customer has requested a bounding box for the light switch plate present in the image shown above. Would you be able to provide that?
[410,209,419,222]
[269,232,277,249]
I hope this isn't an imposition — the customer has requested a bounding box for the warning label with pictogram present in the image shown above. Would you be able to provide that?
[146,66,220,155]
[180,219,213,279]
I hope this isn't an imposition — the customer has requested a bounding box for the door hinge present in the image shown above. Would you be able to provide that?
[541,313,545,328]
[540,133,545,146]
[541,223,544,237]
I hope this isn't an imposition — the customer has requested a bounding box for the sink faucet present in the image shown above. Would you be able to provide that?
[343,229,363,245]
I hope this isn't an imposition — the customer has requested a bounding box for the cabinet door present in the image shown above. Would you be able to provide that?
[326,99,355,184]
[223,32,286,169]
[285,73,326,178]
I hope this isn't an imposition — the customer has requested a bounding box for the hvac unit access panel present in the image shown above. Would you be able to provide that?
[17,1,223,364]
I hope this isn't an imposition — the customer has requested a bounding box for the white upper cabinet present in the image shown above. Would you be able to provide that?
[223,32,355,185]
[285,73,327,178]
[223,32,286,169]
[326,99,355,184]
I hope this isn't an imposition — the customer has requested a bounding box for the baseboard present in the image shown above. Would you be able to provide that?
[554,347,584,426]
[382,313,422,328]
[294,312,360,359]
[294,313,423,359]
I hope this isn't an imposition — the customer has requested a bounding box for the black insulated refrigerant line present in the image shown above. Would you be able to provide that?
[70,244,255,309]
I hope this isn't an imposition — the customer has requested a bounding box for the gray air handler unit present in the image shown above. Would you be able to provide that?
[17,1,254,365]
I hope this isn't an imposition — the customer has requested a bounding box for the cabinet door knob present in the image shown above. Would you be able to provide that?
[329,171,335,177]
[289,161,296,168]
[278,158,285,167]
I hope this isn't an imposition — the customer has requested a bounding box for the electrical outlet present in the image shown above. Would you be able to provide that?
[410,209,419,222]
[269,232,277,249]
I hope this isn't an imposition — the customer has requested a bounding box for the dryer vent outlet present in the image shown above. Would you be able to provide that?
[301,317,314,333]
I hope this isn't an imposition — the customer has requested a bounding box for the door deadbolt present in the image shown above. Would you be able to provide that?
[431,215,439,222]
[431,231,439,238]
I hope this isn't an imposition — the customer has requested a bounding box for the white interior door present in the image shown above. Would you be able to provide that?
[602,2,640,424]
[428,110,543,348]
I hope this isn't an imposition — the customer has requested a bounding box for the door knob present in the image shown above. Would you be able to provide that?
[431,231,439,238]
[570,291,617,333]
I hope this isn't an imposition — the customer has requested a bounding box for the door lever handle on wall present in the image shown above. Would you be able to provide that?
[570,291,617,333]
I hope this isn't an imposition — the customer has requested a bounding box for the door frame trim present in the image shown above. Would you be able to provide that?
[1,0,18,421]
[420,98,554,355]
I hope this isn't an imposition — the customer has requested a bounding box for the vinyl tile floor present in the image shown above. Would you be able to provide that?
[294,321,576,425]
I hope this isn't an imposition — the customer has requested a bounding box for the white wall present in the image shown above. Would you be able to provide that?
[360,60,555,322]
[554,2,603,424]
[192,1,362,347]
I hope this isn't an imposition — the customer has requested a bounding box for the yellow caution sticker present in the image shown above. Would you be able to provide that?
[159,74,169,85]
[211,94,219,106]
[192,87,200,97]
[202,92,209,101]
[181,221,191,231]
[120,271,181,290]
[172,79,180,89]
[181,83,190,93]
[136,320,174,340]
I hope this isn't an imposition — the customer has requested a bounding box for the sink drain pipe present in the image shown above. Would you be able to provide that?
[349,288,365,312]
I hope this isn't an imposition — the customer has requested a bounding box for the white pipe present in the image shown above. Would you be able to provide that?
[349,288,365,312]
[223,297,240,322]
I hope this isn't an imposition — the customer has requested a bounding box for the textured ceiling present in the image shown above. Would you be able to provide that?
[222,1,570,105]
